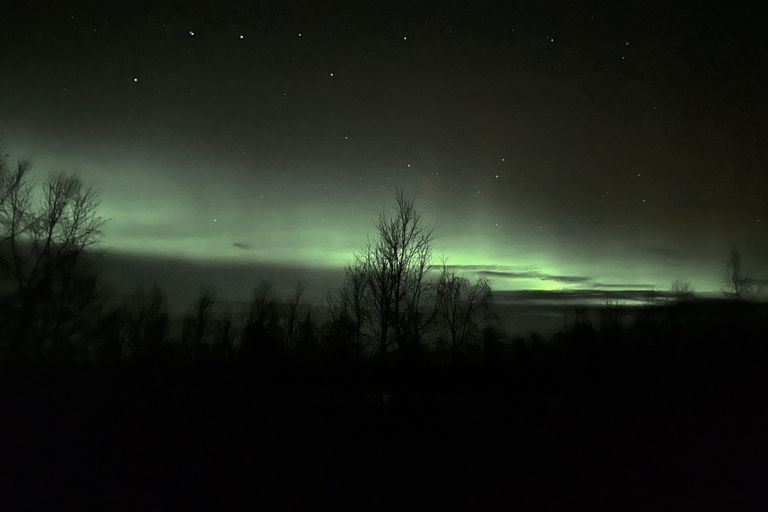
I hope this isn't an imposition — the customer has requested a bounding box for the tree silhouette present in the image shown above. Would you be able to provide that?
[283,281,306,349]
[294,308,319,358]
[726,247,751,299]
[0,146,106,360]
[325,262,370,358]
[434,261,494,363]
[181,287,216,360]
[121,282,170,360]
[210,313,236,357]
[353,188,434,362]
[670,279,694,301]
[240,279,283,359]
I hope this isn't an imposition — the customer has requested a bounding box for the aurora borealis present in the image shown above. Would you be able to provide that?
[2,1,767,313]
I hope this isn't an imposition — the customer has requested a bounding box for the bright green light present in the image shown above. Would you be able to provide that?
[6,138,749,299]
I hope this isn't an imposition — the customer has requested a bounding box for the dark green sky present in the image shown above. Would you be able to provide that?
[2,0,767,306]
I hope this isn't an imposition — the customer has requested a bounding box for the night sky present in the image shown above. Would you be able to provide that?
[2,1,767,310]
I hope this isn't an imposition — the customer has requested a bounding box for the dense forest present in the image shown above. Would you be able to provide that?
[2,152,768,510]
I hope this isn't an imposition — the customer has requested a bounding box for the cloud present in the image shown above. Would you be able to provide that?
[437,264,592,285]
[475,270,591,284]
[493,288,665,305]
[592,283,656,289]
[438,265,510,272]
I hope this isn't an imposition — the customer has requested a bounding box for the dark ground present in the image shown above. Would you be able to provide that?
[2,302,768,511]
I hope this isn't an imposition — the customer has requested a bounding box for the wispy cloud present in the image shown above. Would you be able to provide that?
[434,264,519,272]
[493,288,665,304]
[592,283,656,289]
[440,265,664,291]
[475,270,591,284]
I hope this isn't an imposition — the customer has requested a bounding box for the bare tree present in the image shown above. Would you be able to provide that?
[283,281,306,348]
[3,170,104,288]
[342,262,369,356]
[726,248,752,299]
[434,261,494,362]
[670,279,694,300]
[354,188,434,362]
[240,279,282,357]
[210,313,236,357]
[181,287,216,359]
[122,282,169,359]
[326,261,370,357]
[0,148,106,358]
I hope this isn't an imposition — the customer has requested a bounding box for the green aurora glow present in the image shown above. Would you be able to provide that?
[2,1,767,306]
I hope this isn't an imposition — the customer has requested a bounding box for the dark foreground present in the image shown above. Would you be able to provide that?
[2,307,768,511]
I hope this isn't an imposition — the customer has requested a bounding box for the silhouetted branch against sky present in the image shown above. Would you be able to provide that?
[1,149,105,292]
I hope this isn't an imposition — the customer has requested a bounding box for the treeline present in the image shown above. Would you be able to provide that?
[0,249,501,368]
[2,146,767,375]
[3,153,768,510]
[0,148,500,368]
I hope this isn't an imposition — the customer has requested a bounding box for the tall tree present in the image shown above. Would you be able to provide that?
[434,262,494,362]
[122,282,169,359]
[726,248,751,299]
[354,188,434,361]
[240,280,282,358]
[181,287,216,359]
[341,262,369,357]
[0,147,105,359]
[283,281,306,349]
